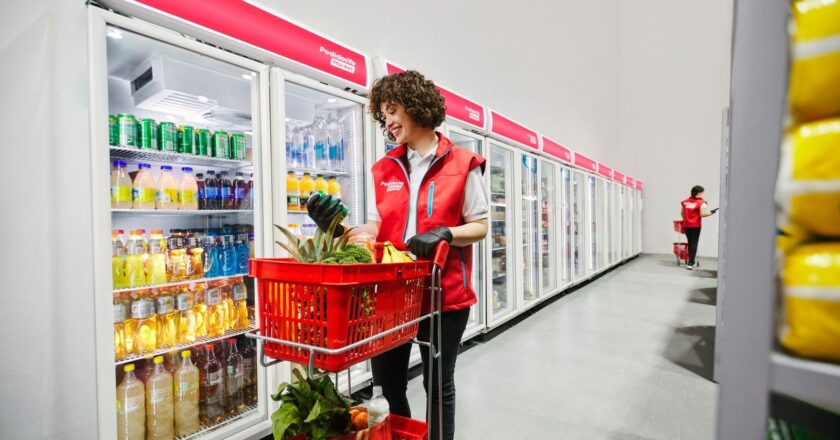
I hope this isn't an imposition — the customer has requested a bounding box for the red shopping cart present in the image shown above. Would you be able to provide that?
[673,220,690,266]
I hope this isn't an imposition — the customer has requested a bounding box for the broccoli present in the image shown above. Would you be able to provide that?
[321,257,339,264]
[319,244,373,264]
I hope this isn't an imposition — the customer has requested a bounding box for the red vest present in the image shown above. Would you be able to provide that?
[371,133,486,312]
[681,196,705,228]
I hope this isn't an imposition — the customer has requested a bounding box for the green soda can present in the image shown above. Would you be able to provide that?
[178,125,194,154]
[108,115,118,146]
[230,133,246,160]
[158,122,178,152]
[212,130,229,158]
[117,113,138,147]
[196,129,211,156]
[139,118,157,150]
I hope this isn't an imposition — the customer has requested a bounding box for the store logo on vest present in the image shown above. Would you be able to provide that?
[380,180,404,192]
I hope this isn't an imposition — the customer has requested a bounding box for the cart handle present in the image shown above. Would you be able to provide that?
[379,241,449,270]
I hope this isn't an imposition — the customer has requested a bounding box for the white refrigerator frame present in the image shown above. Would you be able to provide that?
[517,149,543,313]
[88,8,276,439]
[536,158,563,302]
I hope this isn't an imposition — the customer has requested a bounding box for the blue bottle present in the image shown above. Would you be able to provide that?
[202,235,219,278]
[235,234,249,274]
[220,235,237,276]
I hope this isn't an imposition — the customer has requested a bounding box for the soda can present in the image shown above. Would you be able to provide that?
[196,129,211,157]
[178,125,194,154]
[230,133,246,160]
[108,115,118,146]
[139,118,157,150]
[117,113,138,147]
[212,130,229,158]
[158,122,178,152]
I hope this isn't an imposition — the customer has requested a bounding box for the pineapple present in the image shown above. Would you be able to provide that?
[274,215,351,262]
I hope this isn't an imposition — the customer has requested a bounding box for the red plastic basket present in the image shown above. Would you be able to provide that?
[673,220,685,234]
[674,242,689,260]
[391,415,428,440]
[249,257,433,372]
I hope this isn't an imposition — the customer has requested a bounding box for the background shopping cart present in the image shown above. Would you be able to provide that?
[673,220,690,266]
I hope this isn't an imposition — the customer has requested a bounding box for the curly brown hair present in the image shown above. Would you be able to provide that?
[369,70,446,137]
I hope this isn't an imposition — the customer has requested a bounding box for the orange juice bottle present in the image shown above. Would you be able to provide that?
[176,292,197,345]
[131,298,157,355]
[156,293,178,349]
[205,287,225,338]
[299,172,315,212]
[147,230,168,286]
[315,174,328,194]
[327,177,341,198]
[114,302,128,361]
[125,230,148,288]
[112,230,128,289]
[193,283,208,338]
[231,277,249,331]
[286,172,300,212]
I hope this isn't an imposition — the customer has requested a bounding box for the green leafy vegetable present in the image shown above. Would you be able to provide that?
[271,370,352,440]
[319,244,373,265]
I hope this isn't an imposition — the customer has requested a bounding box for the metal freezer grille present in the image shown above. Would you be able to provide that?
[110,146,252,169]
[174,403,259,440]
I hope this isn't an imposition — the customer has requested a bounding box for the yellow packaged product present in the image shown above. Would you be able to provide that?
[775,118,840,237]
[780,242,840,362]
[776,221,814,256]
[789,0,840,123]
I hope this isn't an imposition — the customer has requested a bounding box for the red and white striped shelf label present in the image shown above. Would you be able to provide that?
[135,0,369,88]
[541,136,572,163]
[573,152,597,172]
[489,111,539,150]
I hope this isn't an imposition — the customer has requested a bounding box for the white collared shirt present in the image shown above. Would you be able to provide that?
[368,143,489,243]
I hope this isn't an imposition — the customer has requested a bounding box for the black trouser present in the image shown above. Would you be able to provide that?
[370,307,470,440]
[685,227,701,265]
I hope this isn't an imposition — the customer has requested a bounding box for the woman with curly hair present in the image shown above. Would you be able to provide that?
[306,70,488,440]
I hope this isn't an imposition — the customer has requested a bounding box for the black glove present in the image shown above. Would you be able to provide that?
[306,193,345,237]
[406,227,453,258]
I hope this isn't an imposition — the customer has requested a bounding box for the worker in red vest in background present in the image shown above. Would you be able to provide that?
[681,185,718,270]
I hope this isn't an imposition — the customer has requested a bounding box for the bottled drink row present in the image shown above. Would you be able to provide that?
[112,228,252,289]
[111,161,254,211]
[285,116,347,172]
[110,113,248,161]
[286,171,342,213]
[114,277,251,360]
[116,339,257,440]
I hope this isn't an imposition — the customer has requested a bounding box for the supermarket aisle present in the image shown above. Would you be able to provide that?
[407,254,718,440]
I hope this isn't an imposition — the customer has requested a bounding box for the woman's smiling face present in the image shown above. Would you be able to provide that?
[381,101,420,145]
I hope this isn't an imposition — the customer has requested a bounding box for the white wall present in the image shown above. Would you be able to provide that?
[256,0,621,160]
[617,1,733,256]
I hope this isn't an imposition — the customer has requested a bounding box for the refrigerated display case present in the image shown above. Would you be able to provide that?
[90,10,274,439]
[520,153,541,307]
[540,160,559,297]
[572,171,586,281]
[561,166,574,286]
[488,142,517,326]
[587,175,599,273]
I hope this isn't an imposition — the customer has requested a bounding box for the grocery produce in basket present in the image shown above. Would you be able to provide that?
[381,241,413,263]
[270,370,352,440]
[274,215,372,264]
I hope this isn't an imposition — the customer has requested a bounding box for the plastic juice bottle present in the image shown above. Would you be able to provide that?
[195,173,206,210]
[224,339,245,416]
[156,293,177,350]
[286,172,300,212]
[220,235,237,276]
[147,230,168,286]
[219,171,233,210]
[125,230,148,288]
[205,287,225,338]
[299,172,315,213]
[145,356,175,440]
[235,234,249,275]
[233,172,246,210]
[315,174,328,194]
[202,236,219,278]
[231,277,249,331]
[132,163,156,210]
[155,165,179,210]
[193,283,208,338]
[204,171,218,210]
[174,350,200,436]
[112,230,128,289]
[220,280,234,331]
[111,160,133,209]
[327,177,341,198]
[241,340,257,405]
[131,298,157,355]
[114,302,128,361]
[176,292,196,345]
[186,237,205,280]
[116,363,145,440]
[178,167,198,210]
[122,299,137,355]
[166,236,188,283]
[199,344,225,425]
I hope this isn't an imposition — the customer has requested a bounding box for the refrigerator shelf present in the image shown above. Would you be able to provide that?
[112,209,253,216]
[110,146,253,169]
[113,274,248,294]
[175,403,259,440]
[287,165,350,177]
[115,321,256,366]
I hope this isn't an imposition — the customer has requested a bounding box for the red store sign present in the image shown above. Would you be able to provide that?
[597,164,613,179]
[573,153,597,173]
[613,170,626,184]
[489,111,539,151]
[541,136,572,163]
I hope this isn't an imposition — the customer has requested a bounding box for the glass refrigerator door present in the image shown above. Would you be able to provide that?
[488,144,515,324]
[520,153,540,306]
[103,25,268,439]
[561,167,573,285]
[449,130,485,339]
[540,160,558,295]
[573,171,586,280]
[588,175,598,272]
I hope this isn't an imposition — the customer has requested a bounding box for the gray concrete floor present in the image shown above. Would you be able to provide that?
[407,254,719,440]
